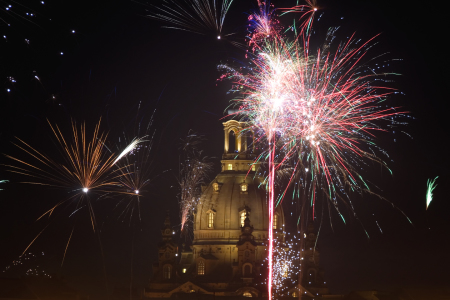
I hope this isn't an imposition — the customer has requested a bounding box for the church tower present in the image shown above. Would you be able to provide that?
[146,121,328,298]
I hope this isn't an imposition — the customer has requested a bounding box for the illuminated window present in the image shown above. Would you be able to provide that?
[292,292,298,298]
[283,264,289,278]
[207,212,214,228]
[198,261,205,275]
[213,183,219,192]
[273,214,277,229]
[240,210,248,227]
[228,164,233,170]
[241,183,248,192]
[163,265,171,279]
[252,164,256,171]
[243,292,253,297]
[182,268,187,273]
[189,290,196,293]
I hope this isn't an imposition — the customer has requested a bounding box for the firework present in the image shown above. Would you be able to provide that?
[3,119,123,198]
[148,0,234,38]
[112,113,160,224]
[0,179,7,190]
[426,176,438,210]
[2,119,132,258]
[219,1,408,296]
[178,131,213,233]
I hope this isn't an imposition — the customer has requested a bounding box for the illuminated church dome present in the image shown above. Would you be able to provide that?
[145,121,328,298]
[193,120,285,245]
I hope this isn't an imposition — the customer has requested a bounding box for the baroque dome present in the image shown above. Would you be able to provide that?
[193,120,284,245]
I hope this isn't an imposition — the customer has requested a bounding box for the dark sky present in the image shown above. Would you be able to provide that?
[1,0,449,298]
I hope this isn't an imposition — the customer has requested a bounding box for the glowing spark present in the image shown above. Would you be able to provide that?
[426,176,438,210]
[82,187,88,193]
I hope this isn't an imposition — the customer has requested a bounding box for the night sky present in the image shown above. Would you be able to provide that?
[1,0,449,298]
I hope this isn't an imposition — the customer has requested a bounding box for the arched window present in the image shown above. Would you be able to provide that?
[244,250,250,258]
[243,292,253,297]
[213,182,219,192]
[241,183,248,192]
[197,260,205,275]
[229,130,236,153]
[163,265,171,279]
[207,212,214,228]
[292,291,298,298]
[206,209,215,229]
[228,163,233,170]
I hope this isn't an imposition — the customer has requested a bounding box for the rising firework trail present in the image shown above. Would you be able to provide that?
[178,131,212,234]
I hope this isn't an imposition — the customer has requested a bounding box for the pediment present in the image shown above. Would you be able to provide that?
[159,243,177,252]
[168,281,210,295]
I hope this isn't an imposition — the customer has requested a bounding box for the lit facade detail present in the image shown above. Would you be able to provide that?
[273,214,277,229]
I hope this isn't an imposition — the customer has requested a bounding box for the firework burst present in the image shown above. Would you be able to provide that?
[218,1,409,296]
[2,119,134,259]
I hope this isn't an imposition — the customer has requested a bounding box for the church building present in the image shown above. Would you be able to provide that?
[144,121,328,299]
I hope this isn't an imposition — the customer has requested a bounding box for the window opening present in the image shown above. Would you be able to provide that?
[198,261,205,275]
[207,212,214,228]
[163,265,171,279]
